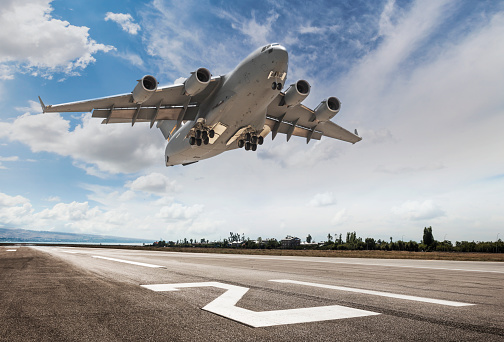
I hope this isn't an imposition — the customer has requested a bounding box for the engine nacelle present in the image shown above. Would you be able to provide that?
[132,75,158,104]
[282,80,310,107]
[184,68,211,96]
[311,97,341,122]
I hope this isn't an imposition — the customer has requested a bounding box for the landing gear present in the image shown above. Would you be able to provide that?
[272,82,282,90]
[238,132,262,152]
[190,127,215,147]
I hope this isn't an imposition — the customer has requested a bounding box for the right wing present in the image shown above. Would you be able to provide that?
[40,77,222,127]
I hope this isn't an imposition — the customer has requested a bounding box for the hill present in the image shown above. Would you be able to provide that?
[0,227,150,244]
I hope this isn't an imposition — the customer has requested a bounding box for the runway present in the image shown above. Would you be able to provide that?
[1,246,503,341]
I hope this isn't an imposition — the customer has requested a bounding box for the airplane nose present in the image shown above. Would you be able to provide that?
[272,45,288,65]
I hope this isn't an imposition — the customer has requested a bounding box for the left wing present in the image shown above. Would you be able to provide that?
[40,71,221,128]
[265,90,361,144]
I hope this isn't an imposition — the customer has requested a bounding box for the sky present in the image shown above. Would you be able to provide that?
[0,0,503,243]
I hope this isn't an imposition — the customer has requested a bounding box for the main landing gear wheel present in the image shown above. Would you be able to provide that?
[258,136,264,145]
[203,137,210,145]
[209,130,215,139]
[189,137,196,145]
[245,142,251,151]
[238,140,245,148]
[251,144,257,151]
[196,138,202,146]
[195,130,202,139]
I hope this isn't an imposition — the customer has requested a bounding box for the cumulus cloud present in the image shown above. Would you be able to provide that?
[105,12,141,35]
[392,200,445,221]
[0,0,114,78]
[308,192,335,207]
[0,112,165,174]
[126,173,179,194]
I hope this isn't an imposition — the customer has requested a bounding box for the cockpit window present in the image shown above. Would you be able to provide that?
[262,43,280,52]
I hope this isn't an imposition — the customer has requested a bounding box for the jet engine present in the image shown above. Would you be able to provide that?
[132,75,158,104]
[311,97,341,122]
[184,68,211,96]
[282,80,310,107]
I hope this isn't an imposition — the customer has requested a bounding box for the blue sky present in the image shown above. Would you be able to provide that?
[1,0,503,243]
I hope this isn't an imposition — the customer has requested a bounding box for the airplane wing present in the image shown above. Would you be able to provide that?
[265,93,362,144]
[40,77,222,128]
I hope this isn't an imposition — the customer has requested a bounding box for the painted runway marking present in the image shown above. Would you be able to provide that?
[141,282,379,327]
[6,249,17,252]
[271,279,474,307]
[92,256,164,268]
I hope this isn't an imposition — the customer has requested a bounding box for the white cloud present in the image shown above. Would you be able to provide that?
[157,203,204,220]
[0,156,19,162]
[126,173,179,194]
[0,193,29,207]
[113,52,144,67]
[105,12,141,35]
[0,0,114,78]
[219,10,279,46]
[331,209,348,226]
[308,192,335,207]
[0,112,165,174]
[46,196,61,202]
[392,200,445,221]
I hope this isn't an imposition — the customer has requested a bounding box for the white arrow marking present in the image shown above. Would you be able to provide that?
[270,279,474,307]
[141,282,379,327]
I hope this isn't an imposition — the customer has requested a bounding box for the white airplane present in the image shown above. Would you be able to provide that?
[39,43,361,166]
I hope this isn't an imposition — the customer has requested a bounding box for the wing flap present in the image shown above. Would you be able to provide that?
[266,93,361,144]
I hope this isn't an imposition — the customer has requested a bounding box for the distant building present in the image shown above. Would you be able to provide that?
[281,235,301,249]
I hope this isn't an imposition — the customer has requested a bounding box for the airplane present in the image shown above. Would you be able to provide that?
[39,43,362,166]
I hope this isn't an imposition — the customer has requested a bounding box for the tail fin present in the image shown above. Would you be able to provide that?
[157,120,178,141]
[38,96,46,113]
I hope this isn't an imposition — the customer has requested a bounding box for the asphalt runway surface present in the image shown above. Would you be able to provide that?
[1,246,503,341]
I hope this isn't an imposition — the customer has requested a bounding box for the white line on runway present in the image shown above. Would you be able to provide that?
[271,279,474,307]
[6,249,17,252]
[92,256,164,268]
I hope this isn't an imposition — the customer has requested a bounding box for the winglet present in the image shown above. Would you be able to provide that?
[38,96,46,113]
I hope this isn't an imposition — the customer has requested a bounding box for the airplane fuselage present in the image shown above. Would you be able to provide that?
[165,44,288,166]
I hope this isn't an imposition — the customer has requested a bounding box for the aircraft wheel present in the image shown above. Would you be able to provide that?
[196,139,202,146]
[272,82,277,90]
[258,136,264,145]
[189,137,196,145]
[238,140,245,148]
[195,130,202,139]
[202,131,208,139]
[245,132,251,141]
[209,130,215,138]
[251,144,257,151]
[277,83,282,90]
[250,135,258,144]
[203,137,210,145]
[245,142,251,151]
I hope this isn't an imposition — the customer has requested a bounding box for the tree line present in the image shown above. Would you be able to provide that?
[152,227,503,253]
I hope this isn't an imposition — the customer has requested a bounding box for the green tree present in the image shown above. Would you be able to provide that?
[306,234,312,243]
[423,226,434,247]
